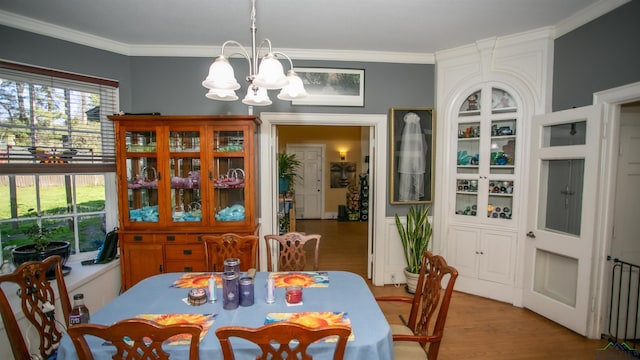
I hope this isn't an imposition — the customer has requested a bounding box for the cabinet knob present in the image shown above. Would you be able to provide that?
[183,249,192,255]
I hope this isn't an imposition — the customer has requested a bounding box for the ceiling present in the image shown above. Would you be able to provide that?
[0,0,628,63]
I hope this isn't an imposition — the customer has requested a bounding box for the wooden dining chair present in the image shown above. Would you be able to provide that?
[202,233,258,272]
[67,318,203,360]
[0,255,73,360]
[264,232,321,271]
[216,322,351,360]
[376,251,458,360]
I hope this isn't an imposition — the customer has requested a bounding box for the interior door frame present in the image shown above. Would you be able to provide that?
[257,112,387,283]
[590,82,640,339]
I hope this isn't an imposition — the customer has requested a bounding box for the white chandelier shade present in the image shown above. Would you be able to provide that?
[201,56,241,90]
[242,86,272,106]
[205,88,239,101]
[201,0,306,106]
[277,70,308,100]
[253,53,288,89]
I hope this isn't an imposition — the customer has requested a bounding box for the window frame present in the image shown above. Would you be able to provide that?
[0,61,119,257]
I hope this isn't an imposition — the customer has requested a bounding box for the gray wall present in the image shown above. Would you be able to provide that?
[129,57,433,115]
[0,26,133,112]
[552,0,640,111]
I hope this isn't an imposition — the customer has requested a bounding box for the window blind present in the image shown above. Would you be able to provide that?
[0,61,119,174]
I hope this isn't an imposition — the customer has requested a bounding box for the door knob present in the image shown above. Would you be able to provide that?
[526,231,536,238]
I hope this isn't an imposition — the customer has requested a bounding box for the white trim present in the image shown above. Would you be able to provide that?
[257,112,388,285]
[0,10,433,64]
[5,0,632,64]
[589,81,640,339]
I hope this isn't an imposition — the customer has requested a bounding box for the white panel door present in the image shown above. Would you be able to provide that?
[287,144,323,219]
[523,105,601,335]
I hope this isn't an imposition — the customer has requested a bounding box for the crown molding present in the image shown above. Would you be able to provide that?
[1,0,630,64]
[0,10,433,64]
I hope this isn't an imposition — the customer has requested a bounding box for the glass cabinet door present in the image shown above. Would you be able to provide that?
[126,130,159,223]
[168,130,202,223]
[489,87,517,176]
[212,129,247,224]
[454,86,518,223]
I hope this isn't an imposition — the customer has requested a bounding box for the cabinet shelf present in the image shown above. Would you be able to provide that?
[488,193,513,197]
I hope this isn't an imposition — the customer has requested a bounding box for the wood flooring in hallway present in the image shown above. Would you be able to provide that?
[296,219,609,360]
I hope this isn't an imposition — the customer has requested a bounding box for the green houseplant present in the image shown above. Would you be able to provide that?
[395,205,432,293]
[277,152,302,194]
[11,213,70,277]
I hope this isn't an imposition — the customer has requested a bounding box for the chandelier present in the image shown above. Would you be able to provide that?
[202,0,307,106]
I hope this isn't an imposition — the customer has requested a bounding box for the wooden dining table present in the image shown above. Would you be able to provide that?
[57,271,393,360]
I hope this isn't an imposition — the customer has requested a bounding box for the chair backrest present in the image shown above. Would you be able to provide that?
[406,251,458,360]
[264,232,321,272]
[216,322,351,360]
[67,318,203,360]
[0,255,73,360]
[202,233,258,272]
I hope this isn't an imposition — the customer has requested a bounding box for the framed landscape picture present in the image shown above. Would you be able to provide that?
[292,68,364,107]
[389,108,434,204]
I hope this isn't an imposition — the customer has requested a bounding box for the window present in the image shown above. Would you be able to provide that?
[0,61,119,262]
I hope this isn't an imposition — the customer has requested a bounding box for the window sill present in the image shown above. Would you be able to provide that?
[0,255,120,332]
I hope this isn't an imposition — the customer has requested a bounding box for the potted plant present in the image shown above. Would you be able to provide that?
[395,205,432,293]
[277,152,302,194]
[11,214,70,277]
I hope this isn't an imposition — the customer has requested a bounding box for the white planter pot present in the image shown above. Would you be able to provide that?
[403,268,420,294]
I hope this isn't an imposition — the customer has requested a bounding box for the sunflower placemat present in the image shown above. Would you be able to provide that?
[264,312,353,342]
[136,313,216,345]
[171,272,222,288]
[270,272,329,288]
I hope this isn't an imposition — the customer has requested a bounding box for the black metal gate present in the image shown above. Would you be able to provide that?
[607,256,640,350]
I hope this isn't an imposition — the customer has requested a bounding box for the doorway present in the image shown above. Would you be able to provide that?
[602,102,640,341]
[589,82,640,339]
[278,125,370,275]
[258,112,387,282]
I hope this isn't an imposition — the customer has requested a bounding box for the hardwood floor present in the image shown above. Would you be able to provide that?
[296,219,608,360]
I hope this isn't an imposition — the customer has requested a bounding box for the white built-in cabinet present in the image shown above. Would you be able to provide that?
[449,226,516,287]
[445,84,521,302]
[435,29,553,305]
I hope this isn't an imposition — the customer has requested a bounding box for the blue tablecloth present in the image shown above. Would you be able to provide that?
[57,271,393,360]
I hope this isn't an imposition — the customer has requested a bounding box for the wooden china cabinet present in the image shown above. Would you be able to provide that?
[108,115,260,290]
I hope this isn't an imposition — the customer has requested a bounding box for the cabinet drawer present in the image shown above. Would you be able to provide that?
[158,234,189,243]
[123,234,156,243]
[165,244,205,260]
[165,261,207,273]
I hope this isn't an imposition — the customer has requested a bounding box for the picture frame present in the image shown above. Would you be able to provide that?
[291,68,364,107]
[389,108,434,204]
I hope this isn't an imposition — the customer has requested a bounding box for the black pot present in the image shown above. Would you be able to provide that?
[11,241,71,278]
